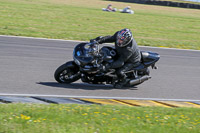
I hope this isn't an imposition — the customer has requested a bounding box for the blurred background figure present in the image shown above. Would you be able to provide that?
[102,4,117,12]
[120,6,134,14]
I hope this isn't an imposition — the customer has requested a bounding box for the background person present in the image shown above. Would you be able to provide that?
[102,4,117,12]
[121,6,134,14]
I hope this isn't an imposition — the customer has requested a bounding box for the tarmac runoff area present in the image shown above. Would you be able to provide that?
[0,94,200,108]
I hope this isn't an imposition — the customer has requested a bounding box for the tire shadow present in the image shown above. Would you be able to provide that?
[36,82,138,90]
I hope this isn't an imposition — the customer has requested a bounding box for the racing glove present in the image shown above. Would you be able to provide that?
[90,36,103,44]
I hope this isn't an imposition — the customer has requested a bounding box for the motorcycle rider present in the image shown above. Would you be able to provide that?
[90,28,141,88]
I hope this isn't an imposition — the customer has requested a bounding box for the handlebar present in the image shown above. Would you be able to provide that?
[87,41,100,56]
[88,40,99,46]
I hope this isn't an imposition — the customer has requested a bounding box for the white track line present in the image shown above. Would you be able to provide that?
[0,93,200,102]
[0,35,199,52]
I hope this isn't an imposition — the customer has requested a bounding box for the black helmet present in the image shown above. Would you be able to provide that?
[116,28,133,47]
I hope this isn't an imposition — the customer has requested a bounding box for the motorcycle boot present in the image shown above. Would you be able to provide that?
[114,75,130,89]
[113,63,134,88]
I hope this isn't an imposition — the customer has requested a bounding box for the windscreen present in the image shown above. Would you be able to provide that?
[73,43,94,65]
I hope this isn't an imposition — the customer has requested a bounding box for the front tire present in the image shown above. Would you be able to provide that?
[54,63,80,83]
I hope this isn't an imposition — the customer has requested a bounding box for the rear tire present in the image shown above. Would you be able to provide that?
[54,63,80,83]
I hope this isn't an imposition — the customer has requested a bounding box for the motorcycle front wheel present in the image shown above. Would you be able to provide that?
[54,63,81,83]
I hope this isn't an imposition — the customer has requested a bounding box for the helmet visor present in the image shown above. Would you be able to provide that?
[117,31,126,46]
[117,38,125,47]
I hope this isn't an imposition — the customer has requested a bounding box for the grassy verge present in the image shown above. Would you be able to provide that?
[0,104,200,133]
[0,0,200,50]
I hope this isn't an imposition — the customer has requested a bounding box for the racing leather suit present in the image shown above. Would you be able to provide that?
[94,31,141,84]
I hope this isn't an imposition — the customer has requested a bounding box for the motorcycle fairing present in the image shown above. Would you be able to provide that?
[73,43,94,66]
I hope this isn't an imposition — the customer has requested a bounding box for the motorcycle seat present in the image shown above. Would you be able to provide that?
[131,51,150,70]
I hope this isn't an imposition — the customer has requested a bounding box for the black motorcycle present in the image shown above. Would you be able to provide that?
[54,41,160,88]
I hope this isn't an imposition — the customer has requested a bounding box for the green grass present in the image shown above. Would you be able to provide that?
[0,103,200,133]
[0,0,200,50]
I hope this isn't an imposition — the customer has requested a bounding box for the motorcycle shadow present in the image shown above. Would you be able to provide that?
[37,82,138,90]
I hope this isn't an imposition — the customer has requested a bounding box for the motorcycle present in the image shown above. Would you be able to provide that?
[54,41,160,88]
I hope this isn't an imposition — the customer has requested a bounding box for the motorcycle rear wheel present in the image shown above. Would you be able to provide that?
[54,63,80,83]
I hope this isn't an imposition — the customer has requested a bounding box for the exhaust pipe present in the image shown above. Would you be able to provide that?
[129,76,151,86]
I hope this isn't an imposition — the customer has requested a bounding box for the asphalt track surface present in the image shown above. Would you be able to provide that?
[0,36,200,101]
